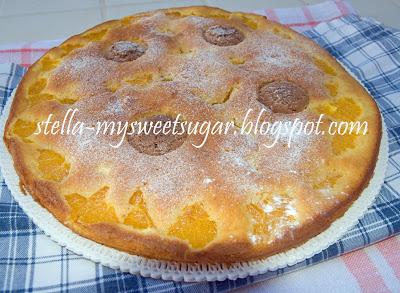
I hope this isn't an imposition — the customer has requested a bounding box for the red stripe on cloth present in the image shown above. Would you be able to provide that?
[264,8,279,22]
[281,15,346,28]
[335,0,350,16]
[0,48,49,53]
[342,250,390,292]
[21,42,32,67]
[376,237,400,280]
[301,5,315,23]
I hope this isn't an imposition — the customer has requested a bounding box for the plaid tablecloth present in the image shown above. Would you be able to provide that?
[1,1,400,292]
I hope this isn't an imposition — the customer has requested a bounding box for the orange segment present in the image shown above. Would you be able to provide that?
[40,56,60,71]
[82,29,107,42]
[12,119,37,139]
[120,15,141,25]
[60,43,83,57]
[313,57,336,76]
[160,73,173,82]
[235,14,258,30]
[168,204,217,249]
[248,194,298,240]
[166,11,183,18]
[123,190,154,229]
[272,27,292,39]
[29,93,55,105]
[211,84,237,105]
[107,80,120,93]
[247,204,269,235]
[28,93,77,105]
[37,149,70,182]
[166,9,228,19]
[313,174,342,189]
[58,97,78,104]
[65,193,87,221]
[175,46,194,55]
[316,97,362,121]
[332,133,357,155]
[315,97,360,155]
[28,78,47,95]
[324,80,338,97]
[125,73,153,85]
[229,56,245,65]
[78,187,119,224]
[121,16,134,25]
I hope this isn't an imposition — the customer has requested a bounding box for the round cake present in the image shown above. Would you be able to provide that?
[3,6,381,263]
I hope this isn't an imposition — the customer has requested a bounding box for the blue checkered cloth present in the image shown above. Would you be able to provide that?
[1,14,399,292]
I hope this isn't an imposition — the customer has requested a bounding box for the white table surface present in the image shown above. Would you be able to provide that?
[1,1,399,292]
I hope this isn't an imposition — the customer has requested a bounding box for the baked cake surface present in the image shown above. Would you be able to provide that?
[3,6,381,263]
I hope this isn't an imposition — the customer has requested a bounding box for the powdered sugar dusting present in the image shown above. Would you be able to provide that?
[28,9,334,238]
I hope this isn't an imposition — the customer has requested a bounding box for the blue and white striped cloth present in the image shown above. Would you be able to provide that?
[0,14,399,292]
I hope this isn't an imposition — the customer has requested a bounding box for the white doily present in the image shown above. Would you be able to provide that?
[0,81,388,282]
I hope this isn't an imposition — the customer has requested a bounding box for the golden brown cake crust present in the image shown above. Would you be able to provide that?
[4,6,381,263]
